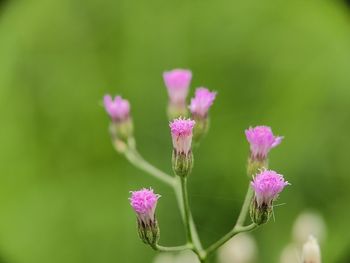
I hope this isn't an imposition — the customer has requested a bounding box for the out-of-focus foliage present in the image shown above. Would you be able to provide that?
[1,0,350,262]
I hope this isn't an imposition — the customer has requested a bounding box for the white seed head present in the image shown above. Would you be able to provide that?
[279,244,301,263]
[153,253,176,263]
[218,233,257,263]
[302,236,321,263]
[293,212,326,245]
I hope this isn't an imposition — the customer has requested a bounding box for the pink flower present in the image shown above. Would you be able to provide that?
[163,69,192,105]
[189,87,217,118]
[103,95,130,121]
[129,188,160,225]
[245,126,283,160]
[169,118,195,155]
[251,170,289,207]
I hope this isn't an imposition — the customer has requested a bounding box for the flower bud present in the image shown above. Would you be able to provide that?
[104,95,133,141]
[245,126,283,162]
[169,118,195,177]
[190,87,217,143]
[163,69,192,119]
[250,170,289,225]
[302,236,321,263]
[129,188,161,248]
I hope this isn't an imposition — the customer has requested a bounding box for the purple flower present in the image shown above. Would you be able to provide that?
[103,95,130,121]
[245,126,283,160]
[189,87,217,118]
[163,69,192,105]
[129,188,160,225]
[169,118,195,155]
[251,170,289,207]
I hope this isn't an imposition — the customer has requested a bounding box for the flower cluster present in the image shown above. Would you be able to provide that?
[163,69,216,142]
[102,69,290,258]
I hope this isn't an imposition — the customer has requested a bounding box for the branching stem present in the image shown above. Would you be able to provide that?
[117,139,258,261]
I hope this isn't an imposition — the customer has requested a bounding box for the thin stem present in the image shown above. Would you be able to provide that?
[180,177,192,243]
[205,223,258,257]
[155,244,192,252]
[173,178,204,253]
[124,148,175,187]
[236,185,253,226]
[203,183,256,258]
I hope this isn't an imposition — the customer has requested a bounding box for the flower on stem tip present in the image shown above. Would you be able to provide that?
[129,188,161,247]
[103,95,130,122]
[189,87,217,118]
[250,169,289,225]
[103,94,133,142]
[245,126,283,161]
[169,118,195,155]
[251,169,289,207]
[163,69,192,105]
[169,118,195,177]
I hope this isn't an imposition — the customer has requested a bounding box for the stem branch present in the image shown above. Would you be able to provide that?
[205,223,257,256]
[155,244,192,252]
[236,185,253,226]
[124,148,175,187]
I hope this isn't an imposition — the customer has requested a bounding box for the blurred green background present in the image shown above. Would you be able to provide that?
[1,0,350,262]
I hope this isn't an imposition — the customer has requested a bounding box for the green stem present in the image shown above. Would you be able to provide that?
[180,177,192,243]
[174,178,204,253]
[205,223,258,257]
[124,148,175,187]
[155,244,192,252]
[203,183,256,258]
[236,185,253,226]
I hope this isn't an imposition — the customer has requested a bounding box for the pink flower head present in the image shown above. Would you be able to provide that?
[169,118,195,155]
[245,126,283,160]
[251,170,289,207]
[103,95,130,121]
[129,188,160,224]
[163,69,192,104]
[189,87,217,118]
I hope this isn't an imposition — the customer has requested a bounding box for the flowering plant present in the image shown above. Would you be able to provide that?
[103,69,289,262]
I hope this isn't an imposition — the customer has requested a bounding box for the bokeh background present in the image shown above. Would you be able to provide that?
[1,0,350,262]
